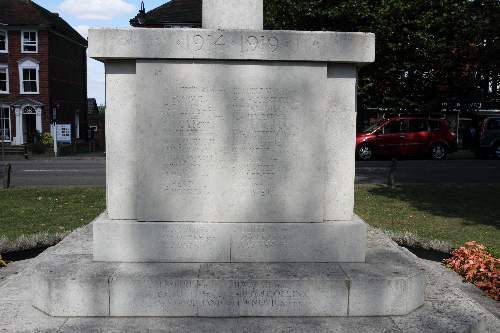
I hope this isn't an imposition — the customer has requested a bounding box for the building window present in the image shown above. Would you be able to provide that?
[19,59,40,94]
[0,65,8,93]
[0,106,11,142]
[0,30,7,53]
[21,30,38,53]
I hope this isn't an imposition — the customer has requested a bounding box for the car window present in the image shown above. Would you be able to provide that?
[383,120,408,134]
[409,119,428,133]
[429,120,441,132]
[487,118,500,130]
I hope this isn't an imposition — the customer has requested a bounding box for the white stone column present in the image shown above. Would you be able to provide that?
[35,107,42,133]
[105,61,137,220]
[202,0,263,30]
[15,108,23,145]
[324,64,358,221]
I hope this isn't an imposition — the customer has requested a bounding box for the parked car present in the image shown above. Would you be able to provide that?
[356,117,457,160]
[477,117,500,159]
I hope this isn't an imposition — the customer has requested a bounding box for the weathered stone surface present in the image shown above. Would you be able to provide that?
[110,263,201,317]
[105,61,137,220]
[340,259,424,316]
[136,60,329,223]
[88,28,375,63]
[324,64,357,220]
[93,219,231,262]
[93,215,366,263]
[203,0,263,30]
[196,263,348,317]
[0,301,66,333]
[33,247,425,317]
[230,218,366,262]
[32,255,119,317]
[3,221,496,330]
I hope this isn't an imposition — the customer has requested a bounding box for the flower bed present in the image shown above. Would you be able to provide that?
[444,241,499,301]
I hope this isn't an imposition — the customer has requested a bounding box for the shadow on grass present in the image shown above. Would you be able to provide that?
[367,184,500,229]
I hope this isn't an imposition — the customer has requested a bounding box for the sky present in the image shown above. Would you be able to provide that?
[35,0,168,105]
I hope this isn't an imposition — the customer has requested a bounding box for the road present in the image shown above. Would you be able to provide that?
[4,158,105,187]
[356,159,500,184]
[2,157,499,186]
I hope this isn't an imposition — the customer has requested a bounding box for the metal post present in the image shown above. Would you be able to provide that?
[1,127,4,161]
[1,113,4,161]
[2,163,11,189]
[387,158,397,188]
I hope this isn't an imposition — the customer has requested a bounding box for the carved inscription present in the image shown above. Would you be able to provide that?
[159,86,300,198]
[137,62,326,222]
[198,281,307,310]
[177,33,280,53]
[161,226,217,249]
[153,281,309,311]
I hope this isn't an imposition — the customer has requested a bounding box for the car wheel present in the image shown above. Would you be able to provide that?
[431,143,447,160]
[357,145,373,161]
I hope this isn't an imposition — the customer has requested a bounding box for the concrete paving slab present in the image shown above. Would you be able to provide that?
[32,255,119,317]
[1,221,498,331]
[0,301,66,333]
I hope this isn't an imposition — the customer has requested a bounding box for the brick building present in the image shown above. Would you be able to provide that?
[0,0,87,146]
[130,0,201,28]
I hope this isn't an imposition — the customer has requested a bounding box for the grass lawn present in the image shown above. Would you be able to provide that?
[1,185,498,256]
[355,184,500,254]
[0,187,105,240]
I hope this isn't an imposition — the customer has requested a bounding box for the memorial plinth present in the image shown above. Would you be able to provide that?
[89,27,372,263]
[32,0,424,318]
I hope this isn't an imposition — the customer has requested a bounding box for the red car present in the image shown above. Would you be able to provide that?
[356,117,457,160]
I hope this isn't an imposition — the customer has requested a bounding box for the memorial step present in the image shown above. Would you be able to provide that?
[93,215,367,263]
[32,248,424,317]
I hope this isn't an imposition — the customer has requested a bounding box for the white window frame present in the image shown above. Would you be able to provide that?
[18,59,40,95]
[0,30,7,53]
[0,104,12,142]
[0,65,8,94]
[21,30,38,53]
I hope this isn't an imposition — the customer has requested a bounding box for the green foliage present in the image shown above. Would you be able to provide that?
[0,255,7,268]
[39,132,53,147]
[264,0,500,113]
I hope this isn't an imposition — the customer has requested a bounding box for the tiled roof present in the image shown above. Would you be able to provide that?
[130,0,202,27]
[0,0,87,45]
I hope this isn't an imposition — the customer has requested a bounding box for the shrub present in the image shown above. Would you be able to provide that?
[444,241,500,301]
[39,132,53,147]
[0,255,7,268]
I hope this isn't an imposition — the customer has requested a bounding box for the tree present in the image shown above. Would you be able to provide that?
[264,0,495,114]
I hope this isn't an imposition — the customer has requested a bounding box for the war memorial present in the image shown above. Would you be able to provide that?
[0,1,496,332]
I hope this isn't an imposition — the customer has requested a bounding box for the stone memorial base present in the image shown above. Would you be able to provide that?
[32,215,424,318]
[93,215,367,263]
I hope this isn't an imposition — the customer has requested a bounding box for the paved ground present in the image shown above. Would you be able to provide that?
[1,153,499,186]
[1,222,499,332]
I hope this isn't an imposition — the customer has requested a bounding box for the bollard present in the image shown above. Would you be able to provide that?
[2,163,11,189]
[387,158,397,188]
[24,145,29,159]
